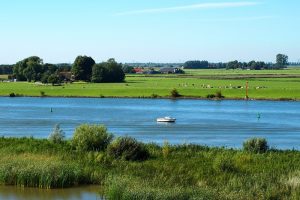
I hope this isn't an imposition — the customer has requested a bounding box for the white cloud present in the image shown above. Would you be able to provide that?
[115,2,260,16]
[196,15,275,22]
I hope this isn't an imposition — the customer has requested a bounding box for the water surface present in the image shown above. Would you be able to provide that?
[0,97,299,149]
[0,185,101,200]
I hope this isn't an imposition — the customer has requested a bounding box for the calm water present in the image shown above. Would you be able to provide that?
[0,97,299,149]
[0,185,101,200]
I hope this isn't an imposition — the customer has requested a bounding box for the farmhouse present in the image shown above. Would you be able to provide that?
[133,68,144,74]
[159,67,183,74]
[59,72,74,82]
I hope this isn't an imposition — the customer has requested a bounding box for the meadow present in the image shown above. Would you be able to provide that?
[0,73,300,100]
[1,135,300,199]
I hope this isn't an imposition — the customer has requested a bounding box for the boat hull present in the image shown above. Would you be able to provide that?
[156,118,176,123]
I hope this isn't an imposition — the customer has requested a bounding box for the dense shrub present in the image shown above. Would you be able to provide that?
[151,93,159,98]
[215,90,224,98]
[71,124,113,151]
[206,94,216,98]
[170,88,181,98]
[48,124,65,144]
[207,91,224,99]
[9,92,16,97]
[108,137,150,161]
[40,91,46,97]
[243,138,269,153]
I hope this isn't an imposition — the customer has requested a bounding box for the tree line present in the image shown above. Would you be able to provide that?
[0,54,291,79]
[0,65,13,74]
[183,54,289,70]
[11,56,125,84]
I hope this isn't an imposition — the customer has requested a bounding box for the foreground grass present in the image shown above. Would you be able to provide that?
[1,137,300,199]
[0,75,300,100]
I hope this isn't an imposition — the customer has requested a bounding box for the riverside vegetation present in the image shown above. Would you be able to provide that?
[1,125,300,199]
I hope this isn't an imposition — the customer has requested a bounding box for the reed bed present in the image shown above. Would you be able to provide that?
[1,137,300,199]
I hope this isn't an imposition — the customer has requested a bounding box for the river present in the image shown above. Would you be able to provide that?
[0,185,101,200]
[0,97,299,149]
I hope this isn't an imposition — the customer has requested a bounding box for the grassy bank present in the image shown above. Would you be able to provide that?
[0,75,300,100]
[1,135,300,199]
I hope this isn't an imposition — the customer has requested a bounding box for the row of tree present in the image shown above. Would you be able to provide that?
[226,54,288,70]
[72,56,125,83]
[183,54,289,70]
[183,61,209,69]
[11,56,125,84]
[0,65,13,74]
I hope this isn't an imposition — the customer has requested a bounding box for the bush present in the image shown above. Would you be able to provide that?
[170,88,181,98]
[9,93,16,97]
[206,94,216,98]
[40,91,46,97]
[215,90,224,98]
[108,136,150,161]
[48,124,65,144]
[71,124,113,151]
[207,91,224,99]
[243,138,269,153]
[151,93,159,98]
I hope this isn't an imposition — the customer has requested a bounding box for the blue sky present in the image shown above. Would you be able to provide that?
[0,0,299,64]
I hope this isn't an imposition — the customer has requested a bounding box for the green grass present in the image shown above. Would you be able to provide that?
[2,136,300,199]
[0,69,300,100]
[183,68,300,76]
[0,75,300,100]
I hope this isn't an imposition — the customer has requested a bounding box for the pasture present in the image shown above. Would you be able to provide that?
[0,69,300,100]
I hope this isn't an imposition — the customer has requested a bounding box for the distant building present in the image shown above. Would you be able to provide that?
[59,72,74,82]
[143,69,161,74]
[133,68,144,74]
[159,67,183,74]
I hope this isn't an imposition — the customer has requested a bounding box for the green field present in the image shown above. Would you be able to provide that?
[183,68,300,76]
[1,135,300,199]
[1,69,300,100]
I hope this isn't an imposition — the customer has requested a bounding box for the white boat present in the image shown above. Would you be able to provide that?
[156,116,176,123]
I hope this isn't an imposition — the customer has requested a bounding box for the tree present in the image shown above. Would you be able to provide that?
[43,63,58,74]
[71,124,113,151]
[122,65,135,74]
[22,64,36,82]
[276,54,288,69]
[72,56,95,81]
[226,60,242,69]
[248,61,266,70]
[91,63,108,83]
[104,58,125,82]
[91,58,125,83]
[0,65,13,75]
[47,74,60,86]
[183,60,209,69]
[13,56,43,81]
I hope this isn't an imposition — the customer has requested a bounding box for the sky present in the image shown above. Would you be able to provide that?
[0,0,299,64]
